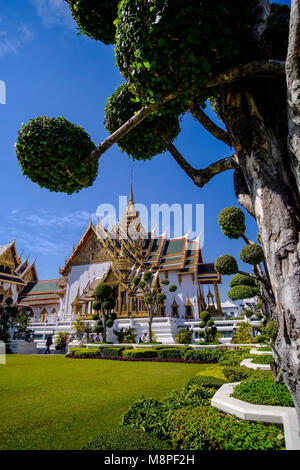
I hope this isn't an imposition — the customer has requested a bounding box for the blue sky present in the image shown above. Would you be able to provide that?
[0,0,291,302]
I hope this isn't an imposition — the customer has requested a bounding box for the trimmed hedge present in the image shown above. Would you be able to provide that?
[157,348,182,360]
[218,350,252,366]
[222,365,272,382]
[186,375,226,389]
[122,348,158,359]
[232,379,293,407]
[83,427,171,450]
[69,347,100,358]
[99,346,124,357]
[183,348,226,362]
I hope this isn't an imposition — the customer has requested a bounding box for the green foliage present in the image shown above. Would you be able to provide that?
[103,298,115,311]
[259,346,272,352]
[55,331,69,346]
[232,379,293,407]
[231,322,253,344]
[104,83,181,160]
[265,320,279,343]
[115,0,257,107]
[228,285,259,301]
[183,348,225,362]
[251,354,273,365]
[92,302,102,312]
[143,271,152,282]
[113,327,137,344]
[168,405,284,450]
[0,298,20,342]
[186,375,226,389]
[176,328,192,344]
[214,255,238,275]
[99,346,124,357]
[16,116,97,194]
[218,349,252,366]
[168,284,177,293]
[240,244,265,265]
[122,348,158,358]
[222,365,272,382]
[105,318,114,329]
[69,347,99,358]
[229,274,256,288]
[160,279,169,286]
[72,318,86,338]
[65,0,119,44]
[94,283,112,301]
[198,311,217,343]
[94,325,104,334]
[156,348,182,360]
[132,275,141,286]
[218,207,246,239]
[156,293,166,303]
[83,427,171,450]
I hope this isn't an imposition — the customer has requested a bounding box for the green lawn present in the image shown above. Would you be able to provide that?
[0,355,220,450]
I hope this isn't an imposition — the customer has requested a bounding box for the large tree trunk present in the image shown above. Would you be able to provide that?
[220,78,300,427]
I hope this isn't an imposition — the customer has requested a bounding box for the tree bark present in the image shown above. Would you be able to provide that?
[220,78,300,427]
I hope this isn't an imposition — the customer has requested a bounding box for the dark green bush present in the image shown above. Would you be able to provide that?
[183,348,225,362]
[229,273,256,287]
[228,285,259,301]
[168,405,284,450]
[223,365,272,382]
[65,0,119,44]
[122,348,158,358]
[214,255,238,275]
[175,328,193,344]
[157,348,182,360]
[83,427,171,450]
[218,350,252,366]
[259,346,272,352]
[232,379,293,407]
[186,375,226,389]
[16,116,97,194]
[240,244,265,265]
[218,207,246,239]
[69,347,99,358]
[99,346,124,357]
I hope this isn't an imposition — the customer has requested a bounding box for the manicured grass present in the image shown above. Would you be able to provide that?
[0,355,217,450]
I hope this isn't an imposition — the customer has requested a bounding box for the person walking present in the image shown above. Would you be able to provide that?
[45,334,53,354]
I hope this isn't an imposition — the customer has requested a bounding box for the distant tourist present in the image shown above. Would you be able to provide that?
[90,334,95,343]
[60,335,67,353]
[141,333,148,342]
[45,334,53,354]
[95,334,100,342]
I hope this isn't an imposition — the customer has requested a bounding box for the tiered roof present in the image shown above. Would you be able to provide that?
[18,279,65,307]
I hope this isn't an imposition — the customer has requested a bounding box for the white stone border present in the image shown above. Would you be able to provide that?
[211,383,300,450]
[241,358,271,370]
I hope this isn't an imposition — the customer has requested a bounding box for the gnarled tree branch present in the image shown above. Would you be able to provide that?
[158,131,239,188]
[188,100,232,146]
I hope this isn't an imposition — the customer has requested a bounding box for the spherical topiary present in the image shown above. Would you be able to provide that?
[143,271,152,283]
[103,298,115,311]
[65,0,119,44]
[139,280,147,289]
[106,318,114,329]
[214,255,238,275]
[104,84,181,160]
[228,285,259,301]
[240,244,265,265]
[95,283,112,301]
[132,275,141,286]
[168,284,177,293]
[156,293,166,303]
[109,312,117,321]
[92,302,102,312]
[115,0,257,105]
[218,207,246,239]
[16,116,97,194]
[144,294,153,304]
[160,279,169,286]
[229,274,256,288]
[94,325,103,334]
[200,311,211,322]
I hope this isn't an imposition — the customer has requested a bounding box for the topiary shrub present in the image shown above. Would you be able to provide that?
[229,274,256,288]
[214,255,238,275]
[218,207,246,239]
[228,285,259,301]
[104,83,181,160]
[186,375,226,389]
[94,283,112,300]
[156,348,182,360]
[240,244,265,265]
[16,116,98,194]
[182,348,224,362]
[122,348,158,359]
[115,0,258,106]
[99,346,124,357]
[65,0,119,44]
[69,347,100,358]
[265,320,279,343]
[82,427,171,450]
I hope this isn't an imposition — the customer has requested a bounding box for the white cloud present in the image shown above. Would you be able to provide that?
[0,22,33,57]
[8,208,96,229]
[30,0,75,29]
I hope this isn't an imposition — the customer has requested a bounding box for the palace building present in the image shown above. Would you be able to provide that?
[2,183,223,340]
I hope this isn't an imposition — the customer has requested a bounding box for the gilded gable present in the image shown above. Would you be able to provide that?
[72,233,111,266]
